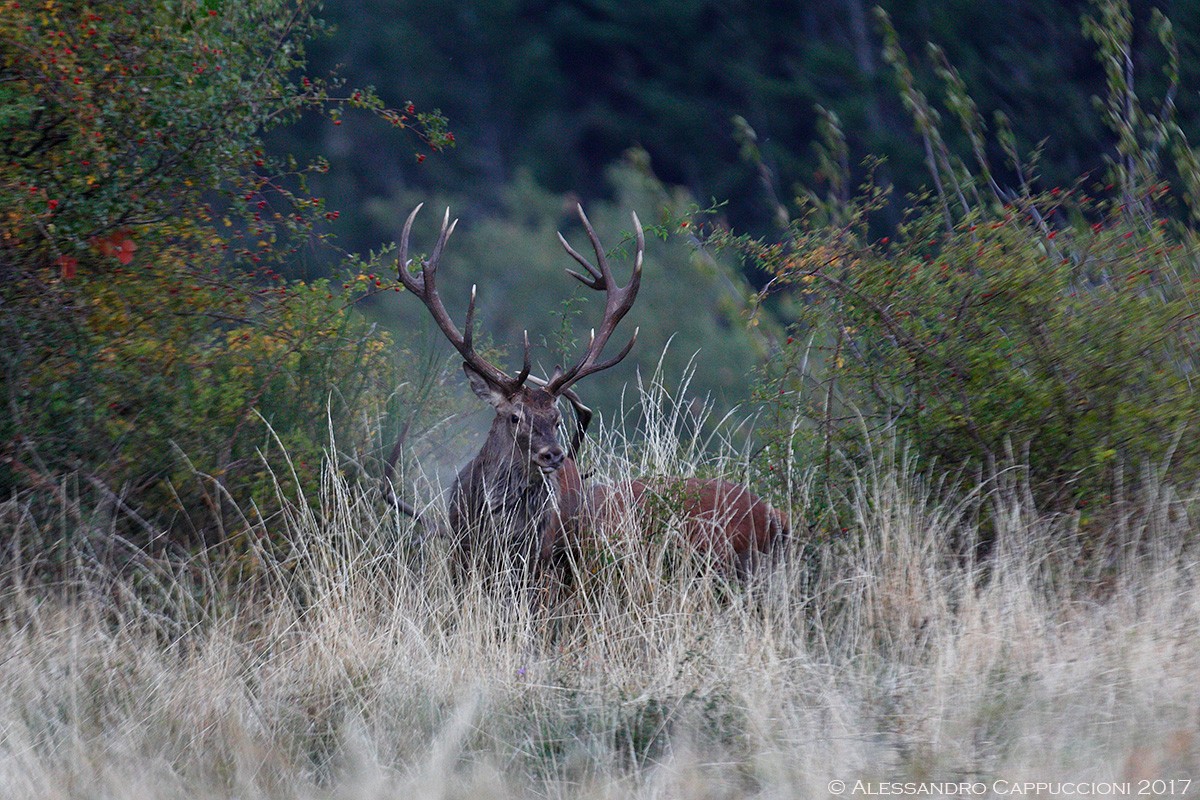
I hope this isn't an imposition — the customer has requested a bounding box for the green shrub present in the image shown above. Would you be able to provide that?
[4,257,400,549]
[720,0,1200,514]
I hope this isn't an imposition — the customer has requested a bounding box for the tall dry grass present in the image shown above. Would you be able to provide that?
[1,377,1197,798]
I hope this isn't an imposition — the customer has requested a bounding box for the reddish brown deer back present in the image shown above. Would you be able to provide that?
[588,477,788,577]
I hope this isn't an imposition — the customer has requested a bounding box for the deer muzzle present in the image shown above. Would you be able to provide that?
[534,445,565,475]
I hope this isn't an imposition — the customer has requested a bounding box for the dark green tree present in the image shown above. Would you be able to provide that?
[281,0,1200,262]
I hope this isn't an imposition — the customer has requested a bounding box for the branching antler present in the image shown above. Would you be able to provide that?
[545,204,644,394]
[397,204,531,393]
[397,202,641,399]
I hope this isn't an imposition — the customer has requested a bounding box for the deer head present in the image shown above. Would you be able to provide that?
[461,362,566,478]
[397,203,642,461]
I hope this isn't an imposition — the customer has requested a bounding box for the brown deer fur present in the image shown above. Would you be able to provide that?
[587,478,789,577]
[447,366,585,581]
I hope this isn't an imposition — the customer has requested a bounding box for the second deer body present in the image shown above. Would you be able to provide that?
[588,477,789,578]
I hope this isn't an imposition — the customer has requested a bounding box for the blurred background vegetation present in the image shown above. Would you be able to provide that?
[3,0,1199,555]
[279,0,1200,240]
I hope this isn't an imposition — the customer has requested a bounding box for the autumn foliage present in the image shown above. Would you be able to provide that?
[0,0,442,554]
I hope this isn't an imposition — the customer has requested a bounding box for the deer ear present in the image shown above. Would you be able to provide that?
[463,362,507,409]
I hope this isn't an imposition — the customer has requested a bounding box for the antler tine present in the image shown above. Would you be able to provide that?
[546,208,644,395]
[424,207,456,277]
[397,203,424,292]
[588,325,639,374]
[397,205,528,392]
[578,204,612,282]
[462,284,478,351]
[557,240,603,291]
[514,330,531,387]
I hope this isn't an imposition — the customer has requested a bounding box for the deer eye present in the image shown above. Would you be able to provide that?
[510,413,521,425]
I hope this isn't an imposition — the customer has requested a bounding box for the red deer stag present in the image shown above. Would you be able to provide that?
[396,203,641,587]
[395,203,788,586]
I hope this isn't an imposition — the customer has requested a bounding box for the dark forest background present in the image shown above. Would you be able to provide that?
[281,0,1200,246]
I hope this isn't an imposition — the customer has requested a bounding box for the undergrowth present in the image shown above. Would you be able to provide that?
[0,378,1197,799]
